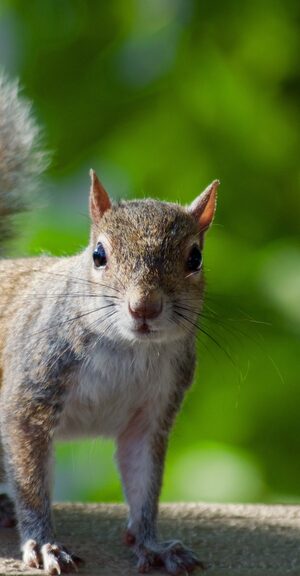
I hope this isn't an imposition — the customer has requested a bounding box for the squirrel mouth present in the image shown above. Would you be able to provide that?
[135,322,151,334]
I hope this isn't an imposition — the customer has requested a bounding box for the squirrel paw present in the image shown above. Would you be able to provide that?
[0,493,16,527]
[23,540,83,574]
[135,540,203,575]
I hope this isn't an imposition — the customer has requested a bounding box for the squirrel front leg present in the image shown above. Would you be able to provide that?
[116,388,202,575]
[1,381,80,575]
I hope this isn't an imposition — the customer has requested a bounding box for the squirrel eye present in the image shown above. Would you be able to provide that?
[93,242,107,268]
[187,245,202,272]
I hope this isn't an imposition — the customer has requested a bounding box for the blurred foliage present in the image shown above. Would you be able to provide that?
[1,0,299,504]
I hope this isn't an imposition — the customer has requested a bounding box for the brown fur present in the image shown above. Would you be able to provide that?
[0,74,218,575]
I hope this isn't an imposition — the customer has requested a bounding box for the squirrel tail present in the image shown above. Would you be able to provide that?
[0,74,47,250]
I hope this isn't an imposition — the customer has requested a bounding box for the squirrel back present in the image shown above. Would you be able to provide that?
[0,74,46,250]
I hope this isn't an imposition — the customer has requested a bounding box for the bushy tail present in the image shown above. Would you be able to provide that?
[0,74,47,250]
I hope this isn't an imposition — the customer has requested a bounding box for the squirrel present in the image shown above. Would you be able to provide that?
[0,74,219,575]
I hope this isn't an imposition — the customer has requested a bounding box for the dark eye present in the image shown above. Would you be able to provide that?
[187,245,202,272]
[93,242,107,268]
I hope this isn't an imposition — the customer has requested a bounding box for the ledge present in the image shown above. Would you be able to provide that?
[0,503,299,575]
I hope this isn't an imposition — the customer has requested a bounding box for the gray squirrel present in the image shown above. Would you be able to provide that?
[0,74,219,575]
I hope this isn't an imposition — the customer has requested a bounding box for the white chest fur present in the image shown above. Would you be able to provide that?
[56,339,178,440]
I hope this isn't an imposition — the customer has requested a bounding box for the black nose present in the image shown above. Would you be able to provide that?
[128,296,162,320]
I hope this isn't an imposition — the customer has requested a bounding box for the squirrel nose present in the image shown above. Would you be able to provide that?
[128,293,163,320]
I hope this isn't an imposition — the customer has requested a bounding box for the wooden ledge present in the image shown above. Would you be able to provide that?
[0,503,299,575]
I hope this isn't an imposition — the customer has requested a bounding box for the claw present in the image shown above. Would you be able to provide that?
[135,540,202,575]
[42,545,62,576]
[23,540,80,574]
[22,539,41,569]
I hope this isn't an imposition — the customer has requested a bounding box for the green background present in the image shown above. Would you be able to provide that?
[1,0,299,504]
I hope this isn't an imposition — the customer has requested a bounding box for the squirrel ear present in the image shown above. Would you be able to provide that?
[89,169,111,222]
[188,179,219,233]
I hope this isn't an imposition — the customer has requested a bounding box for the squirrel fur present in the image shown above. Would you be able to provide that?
[0,75,46,247]
[0,75,219,575]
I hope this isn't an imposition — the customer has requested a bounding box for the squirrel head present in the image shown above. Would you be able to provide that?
[86,170,218,344]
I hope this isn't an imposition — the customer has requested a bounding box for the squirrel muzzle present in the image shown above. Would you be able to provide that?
[128,290,163,321]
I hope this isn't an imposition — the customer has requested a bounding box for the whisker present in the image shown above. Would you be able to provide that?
[169,315,216,360]
[30,269,123,294]
[108,267,126,292]
[45,309,119,373]
[174,303,248,344]
[21,292,121,301]
[175,298,271,340]
[184,271,199,280]
[86,310,119,357]
[27,303,116,338]
[173,309,236,367]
